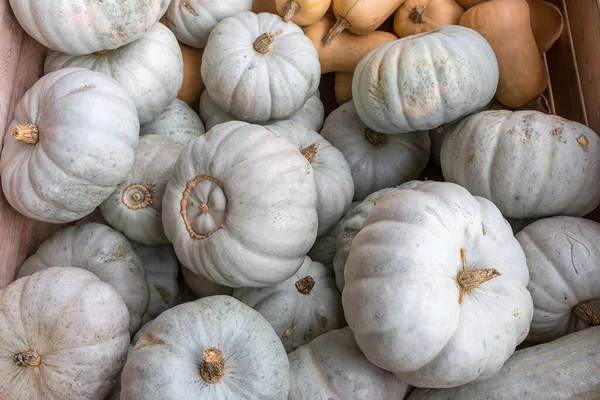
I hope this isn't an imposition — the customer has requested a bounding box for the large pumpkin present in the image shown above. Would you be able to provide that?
[0,267,130,399]
[441,110,600,219]
[140,98,205,145]
[120,296,290,399]
[352,25,498,134]
[100,135,185,245]
[233,256,345,353]
[8,0,164,54]
[321,101,430,200]
[17,223,149,334]
[162,121,318,288]
[44,23,184,125]
[202,12,321,122]
[0,68,139,223]
[343,181,533,388]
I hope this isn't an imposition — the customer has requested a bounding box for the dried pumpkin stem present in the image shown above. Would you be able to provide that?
[410,5,427,24]
[343,229,359,239]
[13,350,41,368]
[122,184,153,210]
[300,141,320,164]
[457,268,501,304]
[323,17,350,45]
[364,128,388,146]
[200,203,210,213]
[180,2,198,16]
[254,32,275,54]
[284,0,300,22]
[13,124,39,144]
[200,347,225,383]
[93,49,111,56]
[572,301,600,325]
[295,275,315,294]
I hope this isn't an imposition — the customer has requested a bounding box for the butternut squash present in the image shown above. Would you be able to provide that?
[303,14,398,73]
[324,0,406,44]
[456,0,485,8]
[252,0,279,14]
[276,0,332,26]
[177,43,204,106]
[460,0,548,108]
[393,0,464,38]
[528,0,563,54]
[334,72,353,104]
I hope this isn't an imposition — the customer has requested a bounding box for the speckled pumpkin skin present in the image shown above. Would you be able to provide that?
[140,99,205,145]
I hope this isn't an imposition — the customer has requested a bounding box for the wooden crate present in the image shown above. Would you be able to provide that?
[1,0,599,290]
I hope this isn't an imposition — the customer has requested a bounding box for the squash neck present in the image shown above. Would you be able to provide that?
[200,347,225,383]
[410,5,427,24]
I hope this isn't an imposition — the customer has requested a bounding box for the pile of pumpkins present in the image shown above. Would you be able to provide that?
[1,0,599,399]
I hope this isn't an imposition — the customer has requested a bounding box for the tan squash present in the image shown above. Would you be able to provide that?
[252,0,279,14]
[460,0,548,108]
[276,0,332,26]
[528,0,563,54]
[324,0,406,44]
[334,72,353,104]
[393,0,464,38]
[456,0,485,8]
[177,43,204,106]
[304,14,398,73]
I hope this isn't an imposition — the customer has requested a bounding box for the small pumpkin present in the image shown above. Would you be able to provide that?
[100,135,185,245]
[352,25,499,134]
[140,98,205,145]
[177,43,205,106]
[199,90,325,132]
[182,266,233,298]
[343,181,533,388]
[202,12,321,122]
[165,0,253,48]
[440,110,600,219]
[0,68,138,223]
[162,121,318,288]
[121,296,290,399]
[0,267,130,399]
[276,0,331,26]
[289,328,410,399]
[17,223,149,334]
[528,0,563,54]
[308,202,357,268]
[44,23,183,125]
[393,0,464,38]
[334,72,353,104]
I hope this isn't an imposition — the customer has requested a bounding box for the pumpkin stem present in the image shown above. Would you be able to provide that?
[254,32,275,54]
[93,49,111,56]
[572,301,600,326]
[13,124,39,144]
[409,5,427,24]
[323,17,350,45]
[200,347,225,383]
[122,184,153,210]
[343,229,359,239]
[300,141,320,164]
[457,268,501,304]
[295,275,315,294]
[13,350,41,368]
[284,0,300,22]
[364,128,388,146]
[200,203,210,213]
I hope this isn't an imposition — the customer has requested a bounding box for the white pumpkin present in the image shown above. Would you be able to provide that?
[352,25,499,134]
[17,223,149,335]
[0,267,130,399]
[8,0,163,55]
[441,110,600,219]
[0,68,138,223]
[100,135,185,245]
[44,23,183,125]
[516,216,600,343]
[199,90,325,132]
[233,256,345,353]
[165,0,254,48]
[343,181,533,388]
[131,242,180,324]
[202,11,321,122]
[269,121,354,236]
[140,98,205,145]
[162,121,318,287]
[320,101,430,200]
[181,266,233,298]
[121,296,290,399]
[289,327,410,400]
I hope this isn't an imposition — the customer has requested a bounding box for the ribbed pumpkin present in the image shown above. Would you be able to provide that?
[140,98,205,145]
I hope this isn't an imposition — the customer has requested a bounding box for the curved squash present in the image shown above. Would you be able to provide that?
[177,43,204,106]
[334,72,352,104]
[276,0,331,26]
[528,0,563,54]
[393,0,464,38]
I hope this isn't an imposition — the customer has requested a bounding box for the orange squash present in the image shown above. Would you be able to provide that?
[334,72,353,104]
[393,0,464,38]
[304,14,398,73]
[460,0,548,108]
[276,0,332,26]
[252,0,279,14]
[177,43,204,107]
[456,0,485,8]
[528,0,563,54]
[324,0,406,44]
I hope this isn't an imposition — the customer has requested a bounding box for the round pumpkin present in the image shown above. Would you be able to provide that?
[141,98,205,145]
[321,101,431,200]
[233,256,345,353]
[441,110,600,219]
[289,327,410,399]
[516,217,600,343]
[165,0,253,48]
[17,223,149,334]
[100,135,185,245]
[44,23,184,125]
[343,181,533,388]
[8,0,164,55]
[0,267,130,399]
[352,25,499,134]
[121,295,290,399]
[162,121,318,288]
[0,68,138,223]
[308,202,358,268]
[202,11,321,122]
[393,0,465,38]
[181,266,233,298]
[268,121,354,236]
